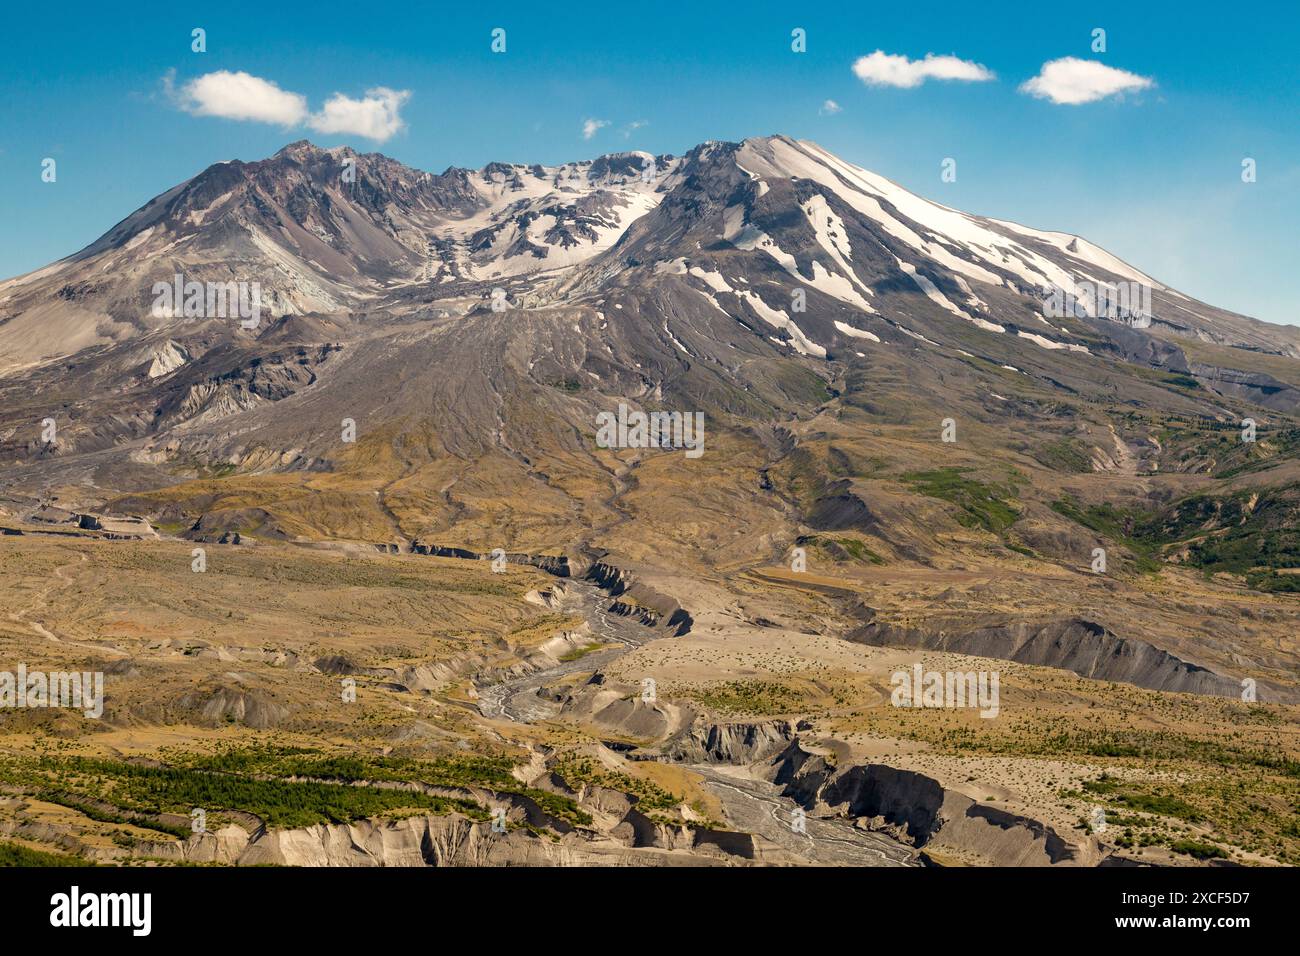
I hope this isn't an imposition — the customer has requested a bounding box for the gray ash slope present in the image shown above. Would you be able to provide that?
[1,134,1297,523]
[1,133,1296,491]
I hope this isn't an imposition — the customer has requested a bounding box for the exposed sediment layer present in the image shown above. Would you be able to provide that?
[585,559,694,636]
[768,741,1087,866]
[848,610,1252,699]
[112,812,753,867]
[665,719,796,764]
[383,544,695,636]
[406,542,570,576]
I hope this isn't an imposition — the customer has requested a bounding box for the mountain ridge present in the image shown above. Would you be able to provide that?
[2,134,1294,382]
[2,135,1299,590]
[1,134,1298,728]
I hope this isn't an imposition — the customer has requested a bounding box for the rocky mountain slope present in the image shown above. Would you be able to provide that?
[1,135,1298,705]
[2,136,1299,866]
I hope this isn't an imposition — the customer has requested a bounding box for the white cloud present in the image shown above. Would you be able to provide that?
[1020,57,1154,105]
[175,70,308,125]
[851,51,994,89]
[819,99,842,115]
[309,87,410,142]
[165,71,410,141]
[621,119,649,138]
[582,118,610,140]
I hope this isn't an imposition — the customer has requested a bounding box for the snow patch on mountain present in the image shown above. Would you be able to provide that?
[737,290,826,357]
[735,137,1155,313]
[804,195,877,311]
[834,321,881,342]
[1016,330,1090,353]
[990,219,1161,288]
[897,259,1005,333]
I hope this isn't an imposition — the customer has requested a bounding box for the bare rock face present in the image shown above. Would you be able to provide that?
[848,614,1254,699]
[547,674,687,741]
[666,719,796,764]
[176,684,291,729]
[143,813,750,867]
[524,582,567,609]
[770,742,1088,867]
[585,560,693,635]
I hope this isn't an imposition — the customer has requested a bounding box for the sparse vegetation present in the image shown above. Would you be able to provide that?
[1053,485,1300,587]
[552,755,682,812]
[0,841,88,867]
[903,468,1020,534]
[1032,437,1093,474]
[40,755,488,829]
[678,680,804,716]
[1170,838,1229,860]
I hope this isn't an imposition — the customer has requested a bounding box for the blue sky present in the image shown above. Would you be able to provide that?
[2,0,1296,324]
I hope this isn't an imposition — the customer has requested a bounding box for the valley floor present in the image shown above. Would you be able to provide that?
[0,527,1295,866]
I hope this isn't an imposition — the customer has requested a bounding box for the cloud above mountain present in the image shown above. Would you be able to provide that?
[852,51,995,88]
[172,70,308,125]
[166,70,409,141]
[1019,57,1154,105]
[310,88,409,140]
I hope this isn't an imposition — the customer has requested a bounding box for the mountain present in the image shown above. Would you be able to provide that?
[4,135,1296,370]
[0,140,682,370]
[1,135,1299,705]
[3,134,1300,869]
